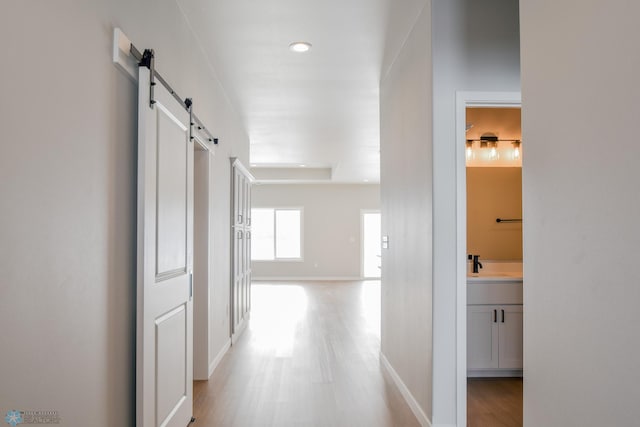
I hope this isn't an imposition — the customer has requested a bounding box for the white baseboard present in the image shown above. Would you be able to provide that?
[380,352,432,427]
[252,276,364,281]
[231,317,249,345]
[208,339,231,378]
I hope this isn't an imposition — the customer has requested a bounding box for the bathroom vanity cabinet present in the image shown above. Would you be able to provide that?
[467,277,523,377]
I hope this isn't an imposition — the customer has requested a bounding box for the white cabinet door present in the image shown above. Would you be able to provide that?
[137,67,193,427]
[243,178,251,314]
[231,167,243,339]
[467,305,499,370]
[230,159,252,343]
[498,305,523,369]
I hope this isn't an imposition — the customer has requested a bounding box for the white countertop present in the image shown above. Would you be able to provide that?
[467,272,523,283]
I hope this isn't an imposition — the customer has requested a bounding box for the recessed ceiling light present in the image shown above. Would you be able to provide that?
[289,42,312,53]
[299,164,307,167]
[363,179,369,183]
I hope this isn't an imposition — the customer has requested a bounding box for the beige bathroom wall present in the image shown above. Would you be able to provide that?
[467,167,522,260]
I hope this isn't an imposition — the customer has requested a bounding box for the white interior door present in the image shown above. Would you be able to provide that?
[231,168,241,337]
[137,67,194,427]
[245,181,252,312]
[230,160,252,343]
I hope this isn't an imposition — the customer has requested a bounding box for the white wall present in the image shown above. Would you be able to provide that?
[0,1,248,425]
[430,1,520,424]
[193,149,210,380]
[520,1,640,426]
[209,154,235,371]
[380,2,433,424]
[251,184,380,279]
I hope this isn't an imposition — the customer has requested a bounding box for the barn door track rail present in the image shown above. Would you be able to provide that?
[112,28,218,147]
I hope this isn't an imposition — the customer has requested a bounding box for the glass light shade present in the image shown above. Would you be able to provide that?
[465,141,475,161]
[512,140,521,160]
[488,141,499,160]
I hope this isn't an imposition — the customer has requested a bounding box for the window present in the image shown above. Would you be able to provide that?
[251,208,302,261]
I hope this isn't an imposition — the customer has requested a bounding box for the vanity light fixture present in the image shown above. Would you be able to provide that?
[289,42,312,53]
[465,134,522,165]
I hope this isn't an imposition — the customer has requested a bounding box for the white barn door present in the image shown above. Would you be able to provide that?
[137,67,194,427]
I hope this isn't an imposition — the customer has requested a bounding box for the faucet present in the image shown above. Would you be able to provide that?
[471,254,483,274]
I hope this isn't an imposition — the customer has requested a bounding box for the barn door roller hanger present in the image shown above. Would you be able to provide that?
[112,28,219,146]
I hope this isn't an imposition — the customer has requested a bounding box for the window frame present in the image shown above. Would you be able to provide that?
[251,206,304,262]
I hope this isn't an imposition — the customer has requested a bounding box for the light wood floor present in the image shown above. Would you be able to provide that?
[467,378,523,427]
[193,280,420,427]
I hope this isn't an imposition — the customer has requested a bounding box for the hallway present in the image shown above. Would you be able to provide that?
[193,281,419,426]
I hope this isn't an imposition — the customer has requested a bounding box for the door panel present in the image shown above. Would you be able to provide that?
[237,229,244,324]
[156,107,188,277]
[244,179,251,314]
[156,305,187,425]
[137,67,193,427]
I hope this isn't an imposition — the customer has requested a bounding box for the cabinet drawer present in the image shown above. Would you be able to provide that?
[467,282,522,305]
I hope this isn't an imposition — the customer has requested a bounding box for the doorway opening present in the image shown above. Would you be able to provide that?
[361,210,381,279]
[455,92,523,427]
[465,106,523,427]
[193,138,212,381]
